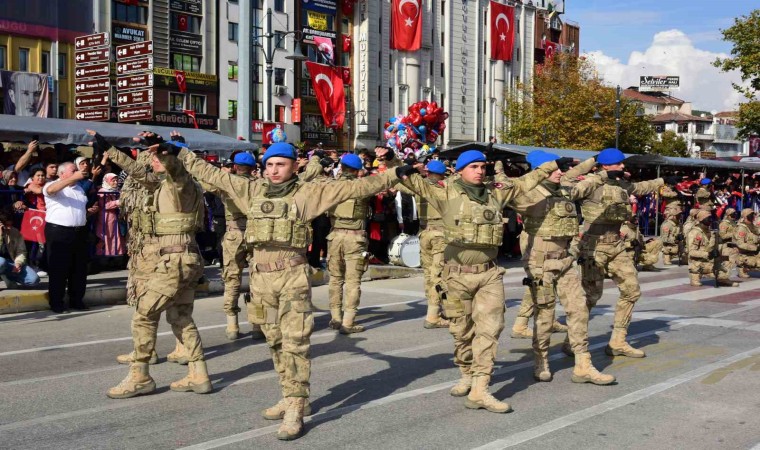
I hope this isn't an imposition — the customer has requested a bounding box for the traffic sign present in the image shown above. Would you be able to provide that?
[117,89,153,107]
[75,77,110,94]
[75,32,110,50]
[75,92,110,109]
[118,105,153,122]
[75,108,110,122]
[116,56,153,75]
[75,62,110,79]
[117,73,154,90]
[75,48,109,66]
[116,41,154,60]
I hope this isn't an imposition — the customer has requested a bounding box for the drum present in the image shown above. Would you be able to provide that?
[388,233,421,268]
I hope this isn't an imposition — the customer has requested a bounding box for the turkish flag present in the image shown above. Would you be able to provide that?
[490,2,514,61]
[342,34,352,52]
[544,40,558,63]
[306,61,345,129]
[178,14,189,32]
[391,0,422,51]
[183,109,198,128]
[20,209,46,244]
[175,70,187,93]
[313,36,334,64]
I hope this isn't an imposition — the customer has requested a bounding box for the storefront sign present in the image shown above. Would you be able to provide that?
[307,11,328,31]
[170,31,203,55]
[301,0,337,14]
[112,25,146,43]
[640,75,680,92]
[291,98,302,123]
[169,0,202,15]
[151,111,217,129]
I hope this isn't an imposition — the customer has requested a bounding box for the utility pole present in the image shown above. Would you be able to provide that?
[615,84,621,149]
[236,0,252,140]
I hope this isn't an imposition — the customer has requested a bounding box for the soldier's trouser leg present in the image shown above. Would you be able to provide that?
[420,229,446,322]
[607,249,641,331]
[327,235,346,322]
[580,248,606,309]
[221,229,246,316]
[341,234,369,318]
[643,239,662,267]
[250,264,314,398]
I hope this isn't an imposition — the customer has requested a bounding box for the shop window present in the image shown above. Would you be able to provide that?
[58,53,67,78]
[190,95,206,114]
[19,48,29,72]
[228,61,238,80]
[170,93,186,112]
[228,100,238,119]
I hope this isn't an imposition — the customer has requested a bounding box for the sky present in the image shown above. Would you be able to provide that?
[567,0,756,112]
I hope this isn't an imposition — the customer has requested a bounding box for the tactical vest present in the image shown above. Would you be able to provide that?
[660,219,678,244]
[245,183,312,248]
[224,173,253,222]
[582,183,631,225]
[329,197,370,221]
[522,185,578,238]
[443,185,503,248]
[136,185,201,236]
[719,220,736,242]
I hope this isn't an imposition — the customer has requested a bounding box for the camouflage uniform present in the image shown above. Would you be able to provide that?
[402,160,558,413]
[577,174,663,358]
[660,217,680,265]
[106,147,209,399]
[621,218,662,270]
[687,210,737,287]
[734,209,760,278]
[718,209,739,278]
[696,186,714,211]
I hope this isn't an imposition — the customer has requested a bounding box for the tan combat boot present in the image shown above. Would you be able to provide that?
[571,352,616,385]
[262,397,313,420]
[450,368,473,397]
[225,314,240,340]
[561,335,574,357]
[738,267,751,278]
[170,360,213,394]
[605,328,645,358]
[251,324,265,340]
[167,338,189,365]
[276,397,306,441]
[510,317,533,339]
[663,254,672,265]
[551,320,568,333]
[533,352,552,382]
[717,279,739,287]
[641,265,657,272]
[689,273,703,287]
[424,317,450,329]
[464,376,512,413]
[328,308,343,330]
[339,311,365,334]
[116,349,158,365]
[106,362,156,399]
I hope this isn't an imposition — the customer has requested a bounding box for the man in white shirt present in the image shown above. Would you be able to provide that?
[43,161,89,313]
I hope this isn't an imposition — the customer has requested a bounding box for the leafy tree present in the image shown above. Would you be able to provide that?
[500,52,654,153]
[714,9,760,138]
[651,130,689,157]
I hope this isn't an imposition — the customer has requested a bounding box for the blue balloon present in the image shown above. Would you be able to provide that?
[418,125,427,135]
[420,108,427,116]
[397,123,407,131]
[389,117,397,123]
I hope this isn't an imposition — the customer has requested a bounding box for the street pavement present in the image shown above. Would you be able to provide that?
[2,263,760,450]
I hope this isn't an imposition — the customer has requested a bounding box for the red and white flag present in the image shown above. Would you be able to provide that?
[305,61,345,129]
[313,36,334,64]
[490,1,515,61]
[175,70,187,93]
[544,40,558,63]
[391,0,422,51]
[20,209,46,244]
[183,109,198,128]
[178,14,189,31]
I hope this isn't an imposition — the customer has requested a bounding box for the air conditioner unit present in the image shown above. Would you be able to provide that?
[274,85,288,96]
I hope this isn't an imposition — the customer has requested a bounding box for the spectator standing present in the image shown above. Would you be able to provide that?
[43,161,89,313]
[0,207,40,288]
[44,161,58,182]
[23,168,47,211]
[94,173,124,256]
[9,139,39,185]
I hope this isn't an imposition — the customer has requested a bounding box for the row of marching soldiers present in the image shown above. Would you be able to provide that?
[83,128,715,441]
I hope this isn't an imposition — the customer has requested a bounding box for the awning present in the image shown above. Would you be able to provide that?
[0,115,257,153]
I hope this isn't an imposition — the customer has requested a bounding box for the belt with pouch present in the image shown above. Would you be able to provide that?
[253,255,308,273]
[159,244,199,256]
[444,260,497,274]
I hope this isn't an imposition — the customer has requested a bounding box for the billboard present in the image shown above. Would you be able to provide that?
[640,75,680,92]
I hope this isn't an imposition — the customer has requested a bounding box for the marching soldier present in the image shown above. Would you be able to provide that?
[734,208,759,279]
[510,152,614,385]
[659,184,683,265]
[719,208,740,278]
[160,142,408,440]
[696,178,714,211]
[621,214,662,271]
[687,209,738,287]
[401,149,563,413]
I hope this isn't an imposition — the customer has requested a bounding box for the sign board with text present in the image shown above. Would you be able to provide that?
[640,75,680,92]
[117,56,154,75]
[74,62,110,79]
[117,73,154,90]
[118,105,153,122]
[75,92,110,109]
[75,108,110,121]
[75,32,109,50]
[116,40,153,60]
[75,48,109,65]
[116,88,153,107]
[75,78,110,94]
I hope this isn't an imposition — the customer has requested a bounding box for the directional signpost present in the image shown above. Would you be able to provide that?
[116,40,154,123]
[116,56,153,76]
[75,48,109,65]
[75,108,110,121]
[75,78,110,94]
[76,92,110,109]
[74,62,110,79]
[75,32,109,50]
[118,105,153,122]
[75,32,111,122]
[117,88,153,107]
[116,41,153,59]
[116,73,153,90]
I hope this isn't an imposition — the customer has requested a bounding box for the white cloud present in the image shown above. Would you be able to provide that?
[585,29,745,112]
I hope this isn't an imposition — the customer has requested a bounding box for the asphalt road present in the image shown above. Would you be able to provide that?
[2,264,760,450]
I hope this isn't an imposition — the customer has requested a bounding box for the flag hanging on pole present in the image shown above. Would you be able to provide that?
[489,1,515,61]
[391,0,422,51]
[305,61,345,129]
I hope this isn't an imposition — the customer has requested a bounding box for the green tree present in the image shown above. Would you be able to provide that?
[714,9,760,138]
[500,52,654,153]
[650,130,689,157]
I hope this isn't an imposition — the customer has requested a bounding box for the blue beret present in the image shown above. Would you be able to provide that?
[525,150,547,168]
[596,148,625,165]
[340,153,363,170]
[700,178,711,185]
[529,151,560,170]
[455,150,487,171]
[262,142,296,164]
[233,152,256,167]
[426,160,447,175]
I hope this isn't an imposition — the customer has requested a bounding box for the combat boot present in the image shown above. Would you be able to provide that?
[170,360,213,394]
[689,273,703,287]
[464,376,512,413]
[450,369,472,397]
[738,267,751,278]
[106,362,156,399]
[262,397,313,420]
[717,279,739,287]
[116,350,158,365]
[533,352,552,382]
[251,324,265,340]
[339,311,365,334]
[641,264,657,272]
[663,254,672,265]
[510,317,533,339]
[276,397,305,441]
[605,328,645,358]
[225,314,240,340]
[424,317,450,329]
[551,320,568,333]
[571,352,616,385]
[167,338,189,365]
[328,308,342,330]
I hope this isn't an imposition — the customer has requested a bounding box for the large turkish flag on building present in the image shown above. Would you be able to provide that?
[544,40,558,63]
[306,61,345,129]
[490,1,515,61]
[391,0,422,51]
[20,209,46,244]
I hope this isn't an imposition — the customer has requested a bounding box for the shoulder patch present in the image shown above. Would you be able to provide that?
[493,182,504,189]
[695,235,702,241]
[739,231,746,237]
[663,226,669,232]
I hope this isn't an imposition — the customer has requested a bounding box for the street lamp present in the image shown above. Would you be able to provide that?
[593,85,645,149]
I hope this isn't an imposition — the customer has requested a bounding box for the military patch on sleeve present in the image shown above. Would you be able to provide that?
[493,182,504,189]
[740,231,746,237]
[696,235,702,241]
[663,226,669,232]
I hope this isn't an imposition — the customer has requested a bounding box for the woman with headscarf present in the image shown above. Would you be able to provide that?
[94,173,125,256]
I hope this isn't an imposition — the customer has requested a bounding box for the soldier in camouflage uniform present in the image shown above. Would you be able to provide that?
[687,209,738,287]
[734,208,759,278]
[659,184,683,265]
[510,152,614,385]
[401,149,562,413]
[166,142,407,440]
[576,148,673,358]
[621,215,662,271]
[88,131,210,400]
[695,179,714,211]
[719,208,740,278]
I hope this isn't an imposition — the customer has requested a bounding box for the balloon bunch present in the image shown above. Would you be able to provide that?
[267,126,287,143]
[384,101,449,160]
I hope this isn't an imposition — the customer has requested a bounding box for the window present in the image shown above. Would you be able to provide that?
[274,68,286,86]
[171,13,202,34]
[0,46,7,70]
[229,22,239,41]
[677,123,688,133]
[389,87,392,103]
[274,0,284,12]
[19,48,29,72]
[389,53,392,69]
[112,1,149,25]
[228,61,238,80]
[170,93,185,112]
[58,103,66,119]
[696,123,705,134]
[190,95,206,114]
[441,32,444,46]
[228,100,238,119]
[274,31,285,49]
[41,51,50,74]
[654,124,664,133]
[58,53,67,78]
[440,63,444,77]
[442,1,445,15]
[172,53,201,72]
[277,105,286,122]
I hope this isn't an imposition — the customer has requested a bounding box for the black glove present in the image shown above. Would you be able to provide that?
[664,176,680,186]
[606,170,625,180]
[727,242,738,248]
[709,249,720,259]
[92,132,111,151]
[403,156,416,165]
[630,239,640,248]
[157,142,182,156]
[395,164,418,179]
[170,134,186,144]
[140,132,165,147]
[556,157,574,172]
[313,150,326,159]
[319,157,334,168]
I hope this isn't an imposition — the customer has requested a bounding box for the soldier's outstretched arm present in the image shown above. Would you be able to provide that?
[561,157,596,184]
[495,160,557,206]
[297,170,400,221]
[568,172,608,200]
[298,156,323,182]
[400,173,447,215]
[105,147,162,190]
[631,178,665,196]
